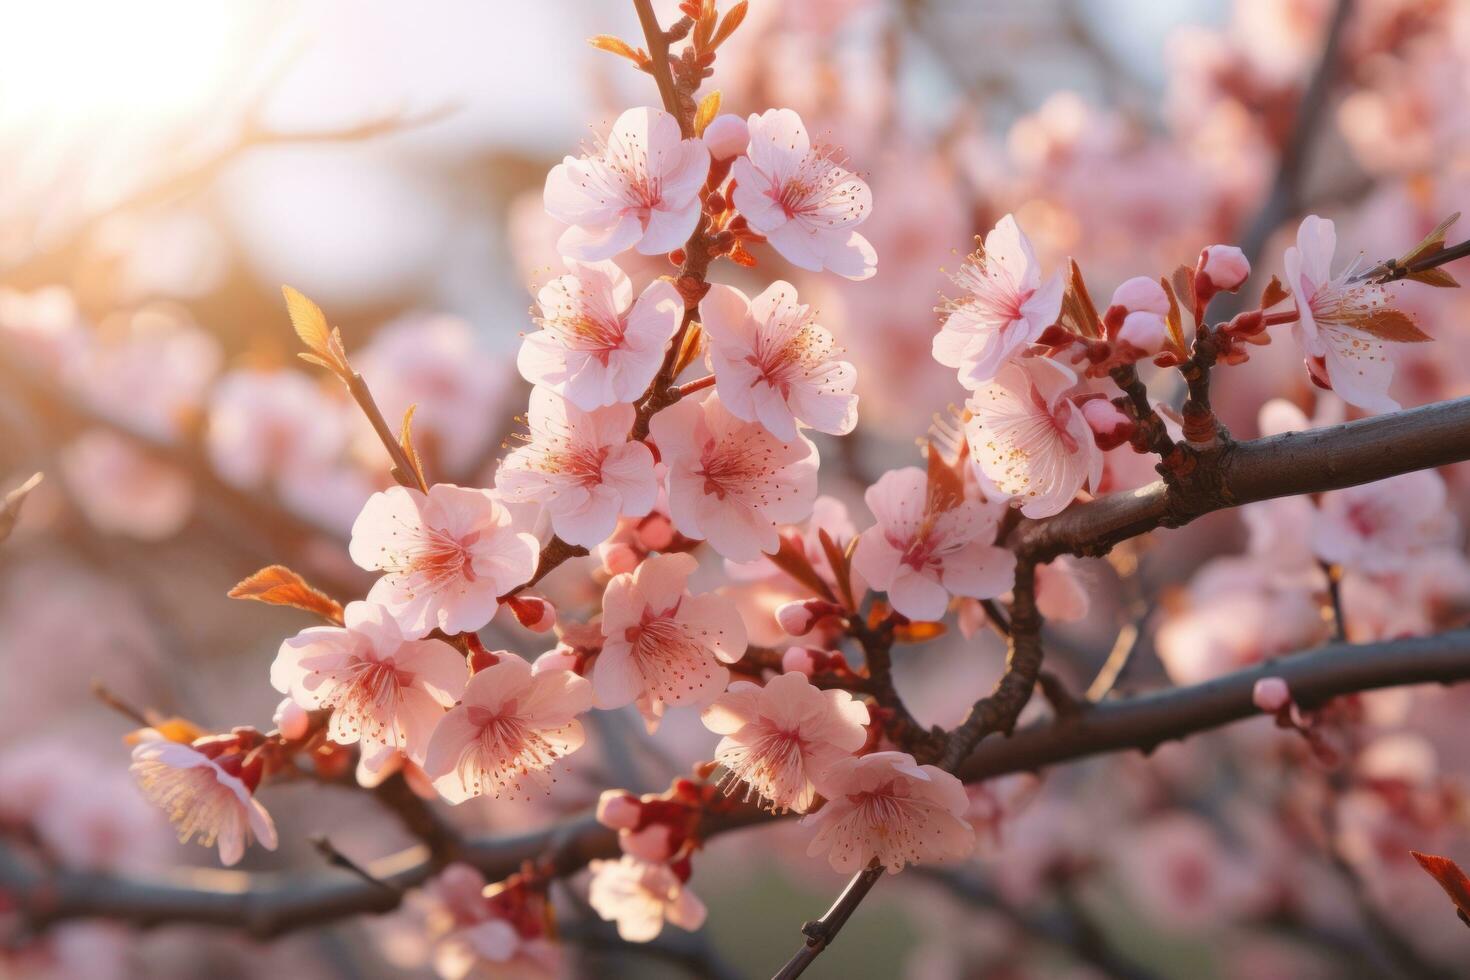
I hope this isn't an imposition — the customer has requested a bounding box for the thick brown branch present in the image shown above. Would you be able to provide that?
[6,631,1469,939]
[1013,395,1470,561]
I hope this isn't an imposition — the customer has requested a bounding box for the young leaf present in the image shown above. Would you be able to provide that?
[398,404,429,492]
[925,439,965,513]
[894,620,946,643]
[229,565,345,624]
[1159,276,1187,356]
[1410,851,1470,928]
[1408,266,1459,288]
[588,34,647,67]
[672,322,706,378]
[694,90,722,136]
[1354,308,1433,343]
[1059,259,1101,339]
[0,471,42,544]
[282,285,349,377]
[768,534,837,602]
[712,1,748,50]
[817,528,856,611]
[1400,211,1460,266]
[1259,274,1289,310]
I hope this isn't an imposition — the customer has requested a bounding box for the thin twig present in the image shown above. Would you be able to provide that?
[310,836,400,895]
[772,862,885,980]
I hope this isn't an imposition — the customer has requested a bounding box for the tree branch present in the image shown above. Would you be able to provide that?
[1013,395,1470,561]
[9,630,1468,940]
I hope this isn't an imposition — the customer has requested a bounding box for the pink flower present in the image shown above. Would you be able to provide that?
[1311,470,1452,574]
[543,107,710,261]
[699,280,858,439]
[423,654,592,803]
[587,856,707,942]
[1284,214,1406,412]
[593,552,747,713]
[650,393,818,561]
[495,387,658,548]
[802,750,975,874]
[520,259,683,411]
[731,108,876,280]
[129,734,278,866]
[933,214,1063,388]
[206,368,352,491]
[271,601,467,774]
[701,671,869,813]
[349,484,540,638]
[851,467,1015,621]
[59,429,193,540]
[965,357,1102,518]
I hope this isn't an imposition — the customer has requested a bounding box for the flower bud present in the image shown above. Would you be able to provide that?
[1080,398,1134,451]
[1196,244,1250,296]
[637,514,675,551]
[702,113,749,160]
[597,789,643,830]
[1117,310,1168,354]
[272,698,311,741]
[1252,676,1291,714]
[600,542,640,576]
[508,595,556,633]
[781,646,820,675]
[1109,276,1169,317]
[532,648,579,674]
[622,823,676,862]
[775,599,844,637]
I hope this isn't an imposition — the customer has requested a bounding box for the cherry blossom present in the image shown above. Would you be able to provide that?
[701,671,869,813]
[417,864,561,980]
[964,357,1102,518]
[423,654,592,802]
[271,601,467,774]
[699,280,858,440]
[129,733,278,866]
[520,259,683,411]
[1312,469,1453,574]
[802,750,975,874]
[1284,214,1412,412]
[649,392,818,562]
[592,553,747,715]
[852,467,1015,621]
[933,214,1063,388]
[587,856,707,942]
[349,483,540,638]
[495,387,658,548]
[731,108,877,280]
[543,106,710,261]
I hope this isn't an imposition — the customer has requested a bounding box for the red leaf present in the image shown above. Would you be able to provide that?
[229,565,344,624]
[1411,851,1470,928]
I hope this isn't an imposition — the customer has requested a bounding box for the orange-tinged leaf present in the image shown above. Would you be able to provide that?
[817,528,855,611]
[1170,264,1197,319]
[925,439,965,512]
[694,90,722,136]
[866,599,891,630]
[1060,259,1101,339]
[673,322,705,377]
[283,285,349,376]
[712,1,748,49]
[398,403,429,492]
[1159,276,1187,356]
[1354,308,1433,343]
[125,716,205,746]
[0,471,42,544]
[229,565,345,624]
[588,34,645,65]
[895,620,947,643]
[1410,851,1470,928]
